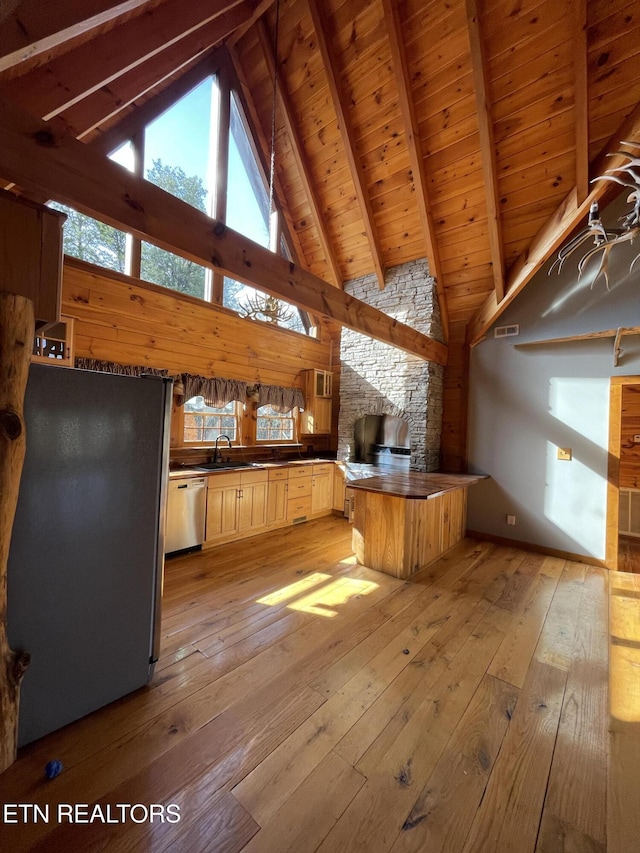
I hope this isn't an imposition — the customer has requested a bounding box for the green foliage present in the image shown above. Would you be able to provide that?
[50,202,126,272]
[140,159,208,298]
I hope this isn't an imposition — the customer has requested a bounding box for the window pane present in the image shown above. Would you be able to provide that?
[140,243,207,298]
[226,92,269,245]
[183,397,238,443]
[256,406,295,442]
[144,76,216,215]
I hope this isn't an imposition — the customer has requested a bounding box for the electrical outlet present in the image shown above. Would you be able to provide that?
[557,447,572,461]
[634,435,640,443]
[506,515,516,525]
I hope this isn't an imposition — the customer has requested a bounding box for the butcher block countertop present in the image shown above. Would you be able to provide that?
[348,471,487,499]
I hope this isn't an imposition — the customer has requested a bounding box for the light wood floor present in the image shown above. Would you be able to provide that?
[1,516,639,852]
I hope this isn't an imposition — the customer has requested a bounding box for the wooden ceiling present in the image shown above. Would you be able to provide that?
[1,0,639,345]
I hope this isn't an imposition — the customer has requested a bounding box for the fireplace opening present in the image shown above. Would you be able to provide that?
[353,414,411,471]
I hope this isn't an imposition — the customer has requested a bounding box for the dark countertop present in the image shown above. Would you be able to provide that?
[347,471,487,499]
[168,458,333,480]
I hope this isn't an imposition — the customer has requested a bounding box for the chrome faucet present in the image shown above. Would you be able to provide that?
[213,434,232,463]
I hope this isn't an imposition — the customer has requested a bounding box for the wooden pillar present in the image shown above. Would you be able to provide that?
[0,293,33,772]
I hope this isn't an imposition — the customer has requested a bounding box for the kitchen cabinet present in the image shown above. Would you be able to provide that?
[300,369,333,435]
[311,463,333,514]
[205,469,268,545]
[333,464,346,511]
[267,468,288,526]
[0,190,65,323]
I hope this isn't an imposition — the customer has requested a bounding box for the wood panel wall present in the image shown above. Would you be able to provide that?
[619,384,640,489]
[61,257,333,389]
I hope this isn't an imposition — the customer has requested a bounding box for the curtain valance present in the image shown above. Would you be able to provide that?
[252,383,305,413]
[177,374,248,407]
[75,358,168,377]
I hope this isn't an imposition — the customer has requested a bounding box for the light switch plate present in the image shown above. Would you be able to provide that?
[557,447,572,461]
[634,435,640,443]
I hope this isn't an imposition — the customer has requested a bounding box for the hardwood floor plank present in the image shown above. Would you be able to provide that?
[488,556,565,688]
[608,568,640,853]
[536,568,608,853]
[460,660,568,853]
[241,751,366,853]
[492,551,547,613]
[533,560,587,671]
[389,675,519,853]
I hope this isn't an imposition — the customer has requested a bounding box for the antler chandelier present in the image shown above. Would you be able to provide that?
[549,140,640,288]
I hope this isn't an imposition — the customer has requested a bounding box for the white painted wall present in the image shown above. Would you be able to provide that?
[467,196,640,559]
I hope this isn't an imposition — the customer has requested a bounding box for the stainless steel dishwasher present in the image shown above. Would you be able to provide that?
[165,477,207,554]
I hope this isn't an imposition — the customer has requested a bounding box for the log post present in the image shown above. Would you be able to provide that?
[0,293,33,773]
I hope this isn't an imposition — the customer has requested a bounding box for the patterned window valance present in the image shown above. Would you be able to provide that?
[252,383,305,413]
[177,374,248,408]
[75,358,169,377]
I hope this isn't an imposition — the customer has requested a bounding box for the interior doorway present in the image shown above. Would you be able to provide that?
[607,376,640,572]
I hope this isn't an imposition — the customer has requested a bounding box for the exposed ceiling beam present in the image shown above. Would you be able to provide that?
[573,0,589,203]
[59,4,251,140]
[465,0,505,303]
[0,98,447,363]
[306,0,386,290]
[0,0,157,76]
[467,102,640,346]
[256,19,343,289]
[227,0,273,46]
[0,0,248,120]
[382,0,449,342]
[227,46,306,267]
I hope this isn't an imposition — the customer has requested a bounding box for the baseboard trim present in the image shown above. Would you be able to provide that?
[465,529,608,569]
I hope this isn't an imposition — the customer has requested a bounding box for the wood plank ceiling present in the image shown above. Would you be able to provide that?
[0,0,639,346]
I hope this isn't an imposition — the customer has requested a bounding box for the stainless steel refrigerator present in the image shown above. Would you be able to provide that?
[7,363,172,747]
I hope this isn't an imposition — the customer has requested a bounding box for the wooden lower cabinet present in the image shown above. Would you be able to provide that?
[204,464,337,547]
[204,470,268,546]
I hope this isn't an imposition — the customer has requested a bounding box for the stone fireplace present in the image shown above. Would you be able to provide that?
[338,258,444,471]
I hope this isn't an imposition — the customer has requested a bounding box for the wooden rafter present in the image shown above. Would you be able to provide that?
[227,46,305,267]
[0,97,447,364]
[0,0,248,120]
[465,0,505,303]
[59,5,248,141]
[382,0,448,341]
[467,102,640,346]
[0,0,156,76]
[256,19,342,288]
[573,0,589,203]
[306,0,386,290]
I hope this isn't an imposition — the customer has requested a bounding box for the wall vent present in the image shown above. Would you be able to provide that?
[619,488,640,537]
[494,324,520,338]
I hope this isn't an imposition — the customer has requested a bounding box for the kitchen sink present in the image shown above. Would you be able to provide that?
[194,461,256,471]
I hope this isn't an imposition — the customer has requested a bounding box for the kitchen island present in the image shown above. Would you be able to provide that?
[349,471,486,579]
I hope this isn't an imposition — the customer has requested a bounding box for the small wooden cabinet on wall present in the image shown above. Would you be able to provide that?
[300,369,333,435]
[0,190,65,323]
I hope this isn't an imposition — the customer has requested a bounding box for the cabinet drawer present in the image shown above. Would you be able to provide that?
[288,466,313,479]
[268,468,289,481]
[288,479,311,498]
[240,469,268,485]
[206,472,241,489]
[287,496,312,519]
[312,463,334,477]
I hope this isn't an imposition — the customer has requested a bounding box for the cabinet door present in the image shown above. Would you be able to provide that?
[312,468,333,514]
[205,484,239,543]
[238,481,268,533]
[267,478,288,525]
